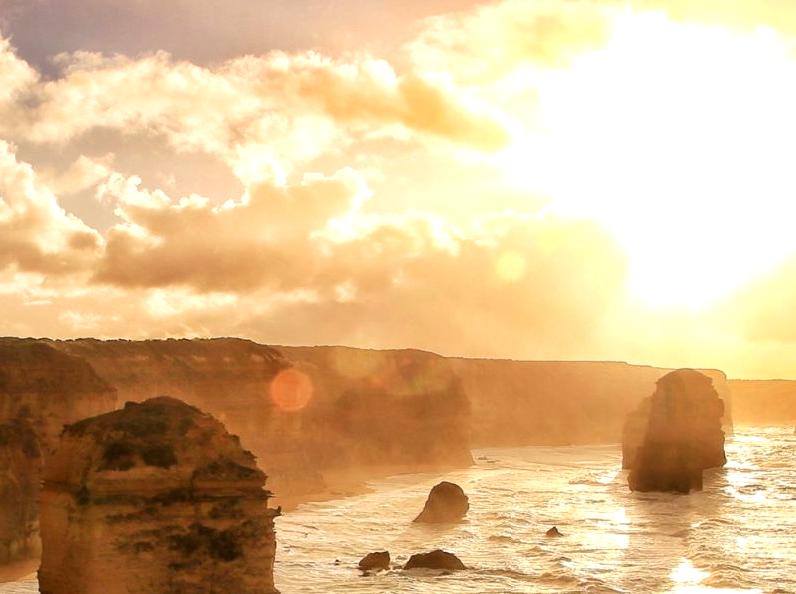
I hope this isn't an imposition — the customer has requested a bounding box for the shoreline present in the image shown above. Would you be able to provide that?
[272,461,467,512]
[0,559,38,584]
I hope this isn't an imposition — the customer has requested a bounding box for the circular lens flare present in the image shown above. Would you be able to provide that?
[269,368,313,412]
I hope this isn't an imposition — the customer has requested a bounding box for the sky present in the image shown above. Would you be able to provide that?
[1,0,796,379]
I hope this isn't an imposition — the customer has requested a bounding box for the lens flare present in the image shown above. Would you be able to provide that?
[495,250,527,283]
[269,368,314,412]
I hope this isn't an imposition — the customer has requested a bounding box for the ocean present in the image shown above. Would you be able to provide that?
[3,426,793,593]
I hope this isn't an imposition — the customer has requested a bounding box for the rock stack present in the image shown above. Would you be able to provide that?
[413,481,469,523]
[38,397,279,594]
[624,369,726,493]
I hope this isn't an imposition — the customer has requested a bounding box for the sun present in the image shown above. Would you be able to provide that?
[497,9,796,309]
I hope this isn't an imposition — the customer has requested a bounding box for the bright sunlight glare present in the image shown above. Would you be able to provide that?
[499,10,796,309]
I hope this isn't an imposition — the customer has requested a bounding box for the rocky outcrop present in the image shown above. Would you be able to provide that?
[0,418,41,563]
[450,358,732,447]
[0,339,116,565]
[275,346,473,471]
[48,340,473,503]
[358,551,390,571]
[413,481,469,523]
[0,339,117,454]
[546,526,563,537]
[625,369,726,493]
[38,397,279,594]
[404,549,466,570]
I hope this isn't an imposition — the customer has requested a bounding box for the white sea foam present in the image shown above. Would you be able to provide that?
[2,426,792,593]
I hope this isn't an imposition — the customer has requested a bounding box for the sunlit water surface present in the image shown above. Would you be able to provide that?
[2,426,793,593]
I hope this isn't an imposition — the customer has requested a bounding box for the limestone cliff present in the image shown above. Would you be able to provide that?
[276,346,473,470]
[38,397,279,594]
[625,369,726,493]
[0,339,116,565]
[47,338,319,497]
[0,418,41,563]
[0,339,117,454]
[728,379,796,424]
[449,358,732,447]
[48,340,473,501]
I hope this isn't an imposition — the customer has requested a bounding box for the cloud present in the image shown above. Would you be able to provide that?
[0,141,102,276]
[634,0,796,37]
[80,164,627,356]
[5,0,796,379]
[92,168,369,291]
[39,153,114,195]
[407,0,613,82]
[0,36,37,106]
[0,41,507,184]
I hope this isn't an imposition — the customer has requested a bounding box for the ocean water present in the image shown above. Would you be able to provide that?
[3,426,794,593]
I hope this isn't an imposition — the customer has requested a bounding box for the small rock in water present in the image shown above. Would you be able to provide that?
[403,549,466,570]
[358,551,390,571]
[413,481,469,523]
[546,526,563,537]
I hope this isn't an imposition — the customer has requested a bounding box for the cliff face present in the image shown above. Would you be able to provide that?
[276,346,473,470]
[47,338,317,496]
[625,369,726,493]
[38,397,279,594]
[0,339,116,564]
[450,358,732,447]
[49,340,473,501]
[0,339,117,454]
[728,380,796,424]
[0,419,41,563]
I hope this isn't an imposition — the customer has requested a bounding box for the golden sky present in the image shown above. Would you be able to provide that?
[1,0,795,378]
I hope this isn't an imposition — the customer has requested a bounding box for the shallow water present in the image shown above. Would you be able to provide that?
[3,426,794,593]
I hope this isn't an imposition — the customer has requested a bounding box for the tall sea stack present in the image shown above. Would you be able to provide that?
[624,369,726,493]
[38,397,279,594]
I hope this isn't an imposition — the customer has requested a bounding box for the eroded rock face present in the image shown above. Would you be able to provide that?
[451,359,732,447]
[413,481,469,523]
[0,340,114,565]
[358,551,390,571]
[52,340,474,502]
[0,418,41,563]
[625,369,726,493]
[38,397,279,594]
[404,549,466,570]
[0,339,117,455]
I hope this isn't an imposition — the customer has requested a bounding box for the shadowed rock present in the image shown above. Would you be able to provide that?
[38,397,280,594]
[413,481,469,523]
[0,418,41,563]
[625,369,726,493]
[358,551,390,571]
[546,526,563,537]
[404,549,466,570]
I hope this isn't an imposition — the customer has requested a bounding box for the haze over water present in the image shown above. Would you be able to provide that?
[3,426,791,594]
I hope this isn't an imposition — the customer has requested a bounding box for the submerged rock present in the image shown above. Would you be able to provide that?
[38,397,280,594]
[546,526,563,537]
[625,369,726,493]
[403,549,466,570]
[413,481,469,523]
[358,551,390,571]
